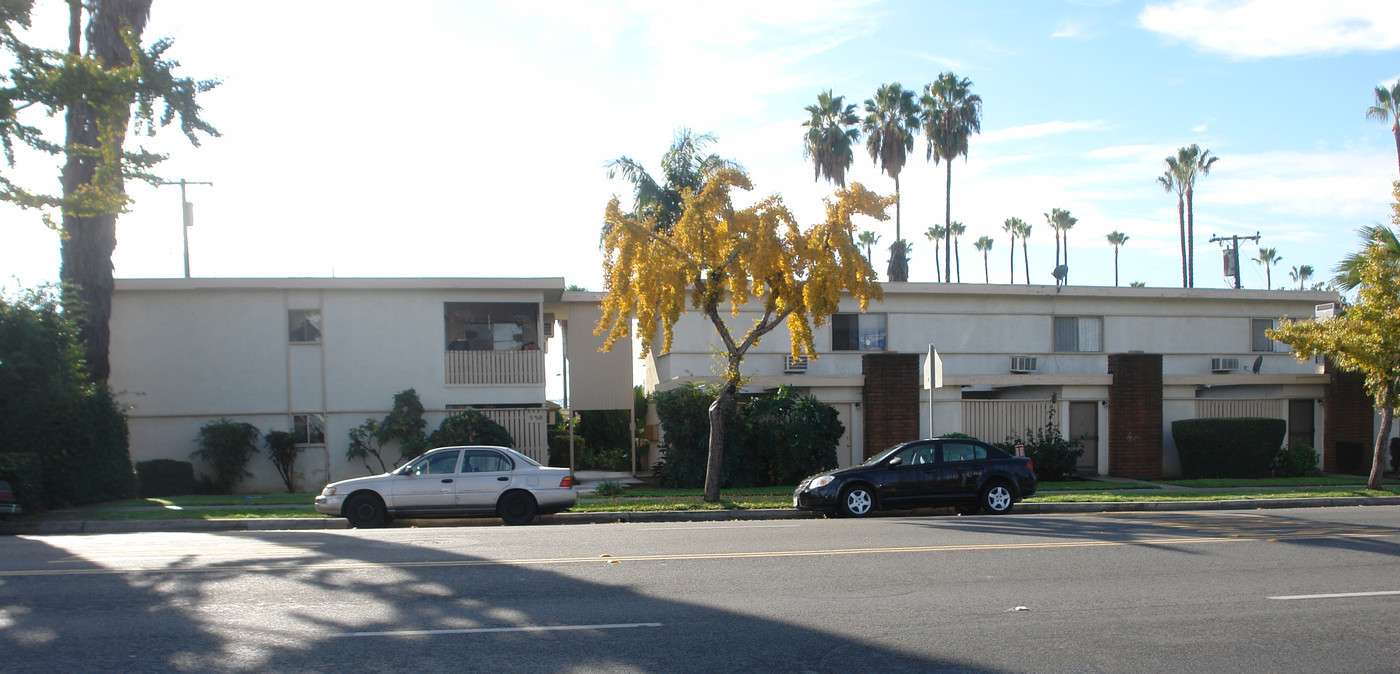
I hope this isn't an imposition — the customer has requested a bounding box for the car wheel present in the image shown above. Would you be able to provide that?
[344,493,387,528]
[839,485,875,517]
[981,483,1014,515]
[498,491,538,526]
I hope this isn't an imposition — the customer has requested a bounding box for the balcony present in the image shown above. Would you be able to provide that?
[445,349,545,386]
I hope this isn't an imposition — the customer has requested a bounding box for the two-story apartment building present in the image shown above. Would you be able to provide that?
[110,278,632,492]
[644,282,1375,478]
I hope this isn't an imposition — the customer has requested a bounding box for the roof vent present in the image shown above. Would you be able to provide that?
[1010,356,1037,374]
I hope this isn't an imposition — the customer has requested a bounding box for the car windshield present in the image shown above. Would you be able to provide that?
[862,445,906,466]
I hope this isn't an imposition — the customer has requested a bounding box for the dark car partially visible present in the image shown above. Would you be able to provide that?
[0,480,21,519]
[794,438,1036,517]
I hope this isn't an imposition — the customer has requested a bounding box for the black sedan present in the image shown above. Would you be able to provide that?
[794,438,1037,517]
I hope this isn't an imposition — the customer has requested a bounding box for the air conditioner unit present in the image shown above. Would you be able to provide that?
[784,355,809,374]
[1210,357,1240,373]
[1314,303,1336,321]
[542,313,555,338]
[1009,356,1037,374]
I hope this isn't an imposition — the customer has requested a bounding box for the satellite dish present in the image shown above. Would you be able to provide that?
[1051,265,1068,286]
[1252,356,1263,374]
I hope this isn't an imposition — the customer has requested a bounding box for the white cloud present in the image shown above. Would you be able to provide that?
[981,121,1111,143]
[1052,20,1085,39]
[1139,0,1400,58]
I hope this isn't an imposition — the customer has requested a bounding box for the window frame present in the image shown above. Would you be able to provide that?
[288,309,322,344]
[292,413,326,445]
[1251,318,1288,353]
[1052,315,1103,353]
[830,312,888,352]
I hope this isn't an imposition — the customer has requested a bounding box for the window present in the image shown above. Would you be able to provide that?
[940,442,987,463]
[405,450,461,476]
[464,449,513,472]
[831,313,886,351]
[444,302,539,351]
[292,413,325,445]
[1053,316,1102,352]
[288,310,321,343]
[1252,318,1287,353]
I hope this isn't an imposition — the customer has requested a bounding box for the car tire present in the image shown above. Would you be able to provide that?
[839,485,875,517]
[498,491,538,526]
[344,493,388,528]
[980,483,1015,515]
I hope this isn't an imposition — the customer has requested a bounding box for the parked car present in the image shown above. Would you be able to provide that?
[0,480,21,519]
[315,446,576,527]
[793,438,1037,517]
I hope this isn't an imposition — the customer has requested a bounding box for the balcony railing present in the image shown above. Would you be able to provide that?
[445,349,545,386]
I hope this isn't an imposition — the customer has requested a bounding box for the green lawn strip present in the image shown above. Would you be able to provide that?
[1157,477,1370,489]
[1026,487,1400,503]
[1037,480,1157,492]
[98,494,319,508]
[82,507,325,521]
[607,487,795,498]
[573,495,792,512]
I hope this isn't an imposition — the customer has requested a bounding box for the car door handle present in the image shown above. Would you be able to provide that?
[497,476,509,482]
[441,478,453,483]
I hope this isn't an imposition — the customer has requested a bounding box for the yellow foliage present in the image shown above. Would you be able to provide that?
[596,166,892,380]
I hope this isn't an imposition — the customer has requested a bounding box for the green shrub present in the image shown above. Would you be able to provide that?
[547,427,586,468]
[1172,417,1285,478]
[264,430,302,493]
[651,383,742,488]
[1000,400,1083,482]
[135,459,196,497]
[592,479,626,497]
[426,410,514,453]
[380,389,428,461]
[1274,443,1321,478]
[0,452,43,513]
[192,419,261,493]
[1390,437,1399,475]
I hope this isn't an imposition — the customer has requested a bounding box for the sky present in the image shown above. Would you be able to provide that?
[4,0,1400,296]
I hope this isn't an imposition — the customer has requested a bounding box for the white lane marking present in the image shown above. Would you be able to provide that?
[334,622,663,638]
[1269,590,1400,601]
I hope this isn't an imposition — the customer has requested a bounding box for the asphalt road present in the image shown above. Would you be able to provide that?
[2,506,1398,673]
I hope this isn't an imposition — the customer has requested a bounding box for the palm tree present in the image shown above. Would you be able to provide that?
[863,83,921,282]
[1045,210,1061,269]
[921,72,983,283]
[1162,145,1218,287]
[1003,217,1023,284]
[1287,265,1313,291]
[1054,208,1077,273]
[1332,224,1400,291]
[802,90,861,188]
[1367,79,1400,177]
[858,230,881,262]
[1106,231,1129,287]
[974,236,994,283]
[1015,220,1032,284]
[924,225,945,281]
[606,128,737,235]
[1157,169,1188,288]
[1253,247,1282,289]
[949,221,967,282]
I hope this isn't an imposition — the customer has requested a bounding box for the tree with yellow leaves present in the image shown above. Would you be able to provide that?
[597,166,891,502]
[1268,183,1400,490]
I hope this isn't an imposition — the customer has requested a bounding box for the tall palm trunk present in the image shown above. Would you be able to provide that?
[1021,239,1029,285]
[933,240,941,281]
[1392,122,1400,179]
[1008,235,1015,284]
[59,0,151,383]
[887,175,908,282]
[943,162,952,283]
[1114,247,1120,287]
[982,250,989,283]
[954,237,961,282]
[1176,195,1187,288]
[1185,186,1196,287]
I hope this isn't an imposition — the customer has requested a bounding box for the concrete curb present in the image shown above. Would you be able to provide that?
[4,496,1399,535]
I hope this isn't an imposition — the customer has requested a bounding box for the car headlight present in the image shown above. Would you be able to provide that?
[321,486,337,497]
[809,476,834,489]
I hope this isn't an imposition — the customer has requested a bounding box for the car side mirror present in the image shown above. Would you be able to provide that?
[888,456,903,467]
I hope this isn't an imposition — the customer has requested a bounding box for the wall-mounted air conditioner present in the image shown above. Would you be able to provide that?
[542,313,555,338]
[784,355,809,374]
[1315,303,1336,321]
[1010,356,1037,374]
[1210,357,1240,373]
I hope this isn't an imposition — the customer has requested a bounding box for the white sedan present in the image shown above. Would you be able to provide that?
[315,446,577,526]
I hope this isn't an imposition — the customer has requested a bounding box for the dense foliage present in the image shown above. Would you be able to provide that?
[1274,444,1321,478]
[651,384,842,488]
[135,459,195,498]
[997,400,1083,482]
[427,410,514,449]
[1171,417,1285,479]
[263,430,301,493]
[346,389,429,473]
[0,290,134,510]
[191,418,260,493]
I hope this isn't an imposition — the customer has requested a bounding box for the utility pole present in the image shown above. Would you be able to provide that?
[157,179,213,278]
[1210,231,1261,289]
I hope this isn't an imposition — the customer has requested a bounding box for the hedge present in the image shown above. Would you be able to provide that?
[1172,417,1285,478]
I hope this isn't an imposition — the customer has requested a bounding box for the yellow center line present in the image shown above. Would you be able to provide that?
[3,532,1391,578]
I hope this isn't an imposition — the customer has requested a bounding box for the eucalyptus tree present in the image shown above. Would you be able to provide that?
[802,90,861,188]
[1368,79,1400,177]
[1253,247,1282,289]
[921,72,982,283]
[1003,218,1022,284]
[1288,264,1313,291]
[1162,145,1219,287]
[924,225,945,281]
[858,230,881,262]
[1107,231,1129,287]
[974,236,994,283]
[949,221,967,282]
[862,83,920,282]
[1015,219,1032,284]
[606,128,737,235]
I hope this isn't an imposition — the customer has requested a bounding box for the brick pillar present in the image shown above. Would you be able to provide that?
[862,353,920,460]
[1323,359,1373,474]
[1107,353,1163,478]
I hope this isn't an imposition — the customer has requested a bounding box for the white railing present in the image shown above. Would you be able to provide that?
[455,407,550,465]
[961,400,1054,444]
[445,350,545,386]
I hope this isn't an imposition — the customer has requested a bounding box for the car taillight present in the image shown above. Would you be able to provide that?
[560,475,576,488]
[1026,459,1035,473]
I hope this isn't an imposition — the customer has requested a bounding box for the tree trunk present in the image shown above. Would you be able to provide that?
[943,162,952,283]
[1368,394,1392,491]
[933,241,941,281]
[954,238,961,282]
[1392,123,1399,180]
[1022,240,1029,285]
[1009,236,1015,284]
[982,252,988,283]
[1114,247,1119,287]
[1186,186,1195,288]
[888,175,907,282]
[1177,196,1187,288]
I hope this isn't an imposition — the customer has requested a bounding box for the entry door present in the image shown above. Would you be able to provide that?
[1069,402,1099,475]
[833,403,855,468]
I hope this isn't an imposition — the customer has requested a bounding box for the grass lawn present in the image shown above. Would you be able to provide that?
[1157,477,1371,488]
